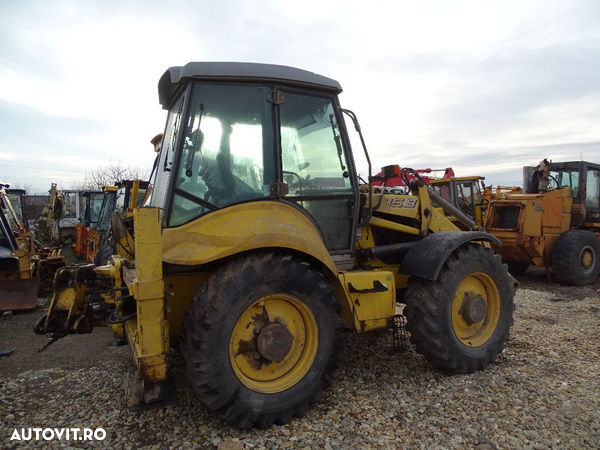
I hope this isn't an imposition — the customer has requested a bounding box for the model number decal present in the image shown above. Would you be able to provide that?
[387,198,417,208]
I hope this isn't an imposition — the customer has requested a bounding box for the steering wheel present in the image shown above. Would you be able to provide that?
[547,174,559,190]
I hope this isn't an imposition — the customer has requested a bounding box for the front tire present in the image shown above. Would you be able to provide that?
[552,230,600,285]
[180,253,344,428]
[404,244,515,373]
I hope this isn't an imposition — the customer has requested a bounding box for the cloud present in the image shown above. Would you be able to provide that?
[0,0,599,193]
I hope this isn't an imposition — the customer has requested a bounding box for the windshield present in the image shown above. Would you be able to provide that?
[135,188,147,208]
[89,193,104,227]
[280,93,352,196]
[97,192,116,232]
[586,169,600,210]
[431,182,452,205]
[550,170,579,197]
[63,192,78,218]
[167,83,275,227]
[6,193,24,224]
[150,94,186,212]
[115,187,127,212]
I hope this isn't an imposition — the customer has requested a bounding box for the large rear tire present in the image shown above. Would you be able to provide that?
[404,244,515,373]
[552,230,600,286]
[180,253,344,428]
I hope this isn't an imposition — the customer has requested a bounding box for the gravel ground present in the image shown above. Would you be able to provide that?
[1,268,599,449]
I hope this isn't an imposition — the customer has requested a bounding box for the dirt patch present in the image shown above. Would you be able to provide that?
[0,309,129,378]
[515,265,600,298]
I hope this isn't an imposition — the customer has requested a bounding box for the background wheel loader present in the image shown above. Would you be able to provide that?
[36,62,516,428]
[485,159,600,285]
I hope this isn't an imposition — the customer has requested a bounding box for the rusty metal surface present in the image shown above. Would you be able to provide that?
[256,323,294,362]
[0,278,38,312]
[461,294,487,324]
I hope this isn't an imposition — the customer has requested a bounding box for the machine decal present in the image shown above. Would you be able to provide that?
[386,198,417,209]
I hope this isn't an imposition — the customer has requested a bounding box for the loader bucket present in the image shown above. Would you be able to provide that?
[0,278,38,312]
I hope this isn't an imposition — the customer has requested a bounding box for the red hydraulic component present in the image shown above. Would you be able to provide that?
[372,166,455,187]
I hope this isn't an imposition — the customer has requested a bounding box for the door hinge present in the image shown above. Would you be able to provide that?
[269,182,289,197]
[267,89,285,104]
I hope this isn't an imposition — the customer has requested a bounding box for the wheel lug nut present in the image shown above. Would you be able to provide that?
[253,352,261,360]
[253,327,260,335]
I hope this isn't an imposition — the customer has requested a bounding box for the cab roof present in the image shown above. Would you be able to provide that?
[158,62,342,109]
[430,176,484,184]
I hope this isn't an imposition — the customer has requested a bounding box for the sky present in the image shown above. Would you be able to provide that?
[0,0,599,193]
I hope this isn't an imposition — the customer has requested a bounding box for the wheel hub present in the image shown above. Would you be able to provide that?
[256,322,294,362]
[461,293,487,324]
[581,246,594,273]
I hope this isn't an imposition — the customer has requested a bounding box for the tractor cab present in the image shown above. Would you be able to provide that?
[0,184,25,232]
[60,189,101,243]
[82,191,106,229]
[429,176,486,226]
[114,179,150,213]
[94,180,149,265]
[151,63,359,255]
[5,188,26,226]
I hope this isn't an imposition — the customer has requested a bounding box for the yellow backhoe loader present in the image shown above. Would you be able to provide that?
[37,183,62,245]
[36,63,516,428]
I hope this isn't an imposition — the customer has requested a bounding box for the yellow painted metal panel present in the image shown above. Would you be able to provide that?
[522,201,542,236]
[368,216,420,236]
[126,208,168,383]
[374,194,420,219]
[161,202,337,275]
[338,270,396,332]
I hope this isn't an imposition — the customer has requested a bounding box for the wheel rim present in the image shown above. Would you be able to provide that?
[451,272,501,347]
[229,294,319,394]
[580,245,595,274]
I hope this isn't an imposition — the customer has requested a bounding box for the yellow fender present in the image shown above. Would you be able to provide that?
[161,201,338,276]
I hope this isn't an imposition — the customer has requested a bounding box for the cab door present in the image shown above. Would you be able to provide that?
[585,166,600,222]
[453,180,476,220]
[278,91,358,254]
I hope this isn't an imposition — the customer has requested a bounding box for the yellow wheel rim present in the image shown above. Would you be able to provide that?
[451,272,501,347]
[229,294,319,394]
